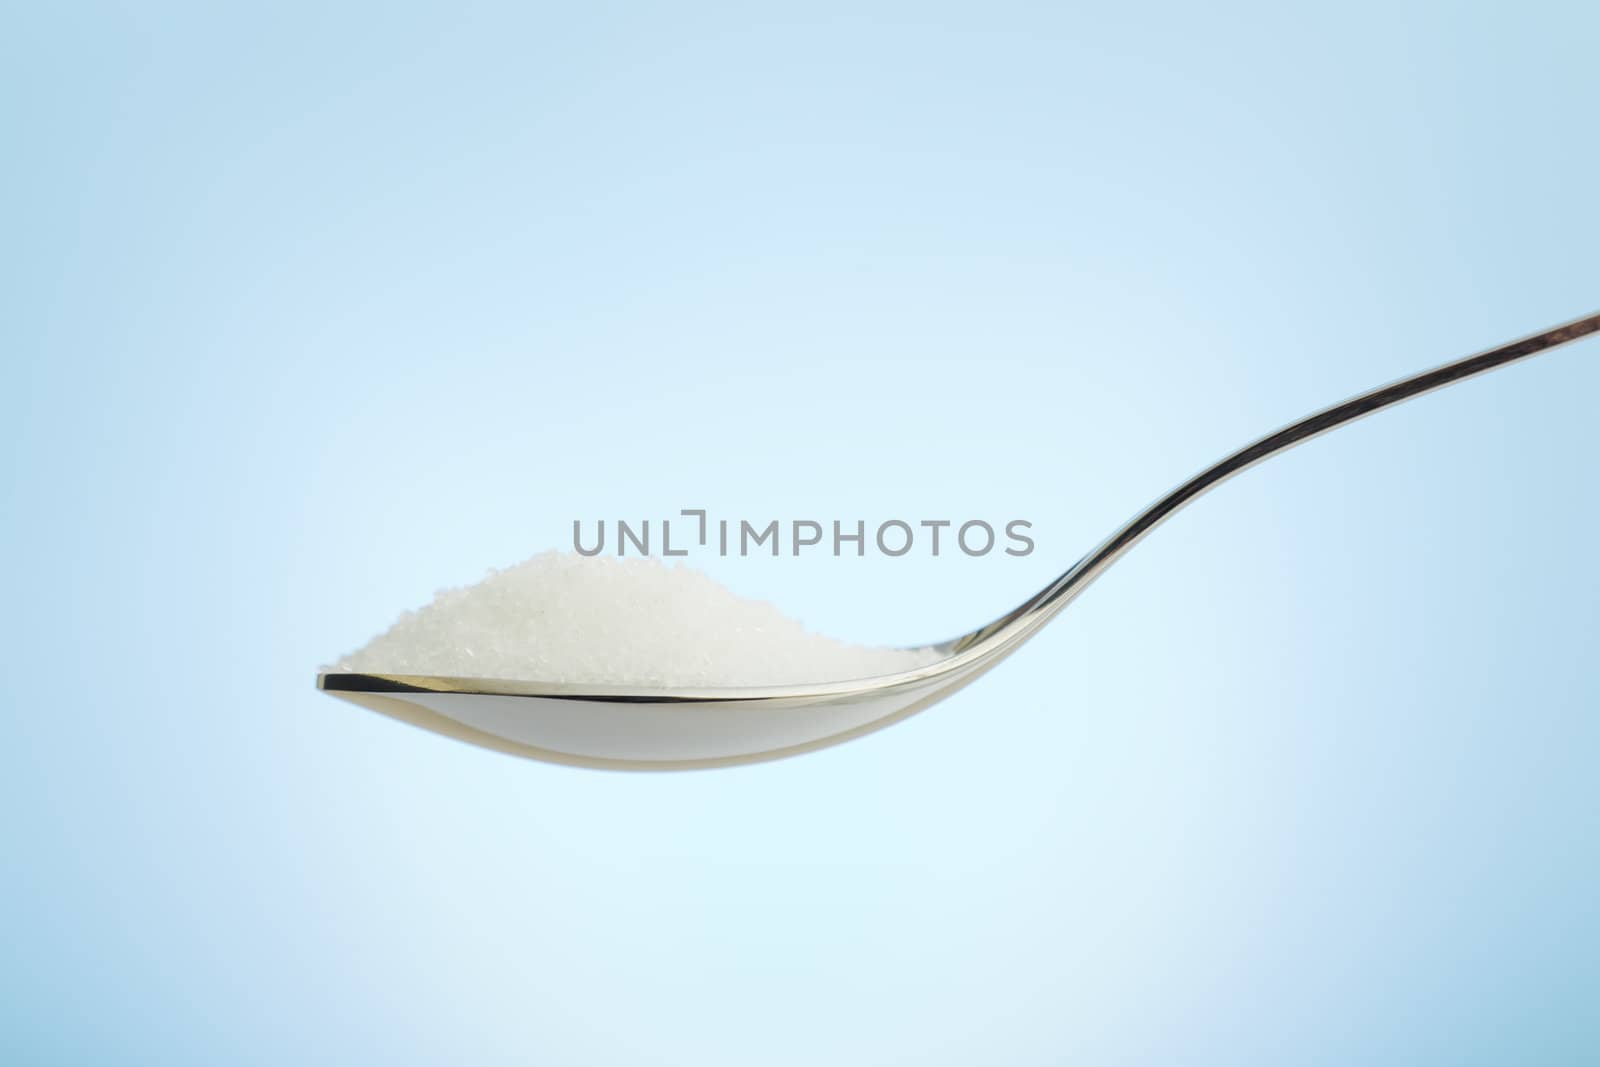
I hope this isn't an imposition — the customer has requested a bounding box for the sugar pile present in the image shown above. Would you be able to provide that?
[331,551,940,687]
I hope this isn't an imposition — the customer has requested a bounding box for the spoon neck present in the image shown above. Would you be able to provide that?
[961,311,1600,654]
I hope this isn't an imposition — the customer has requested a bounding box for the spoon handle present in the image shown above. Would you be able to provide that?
[976,311,1600,647]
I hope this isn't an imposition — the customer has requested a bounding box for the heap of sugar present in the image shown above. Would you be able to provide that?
[331,551,941,687]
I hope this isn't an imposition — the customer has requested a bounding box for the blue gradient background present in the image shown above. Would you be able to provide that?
[4,4,1598,1064]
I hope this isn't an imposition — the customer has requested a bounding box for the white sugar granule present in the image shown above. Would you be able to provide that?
[331,552,940,687]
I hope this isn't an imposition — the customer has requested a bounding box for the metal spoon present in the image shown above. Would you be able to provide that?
[319,311,1600,770]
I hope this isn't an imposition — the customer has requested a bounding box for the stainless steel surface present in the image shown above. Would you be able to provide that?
[319,311,1600,770]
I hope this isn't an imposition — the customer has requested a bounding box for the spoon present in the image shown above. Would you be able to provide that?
[319,311,1600,770]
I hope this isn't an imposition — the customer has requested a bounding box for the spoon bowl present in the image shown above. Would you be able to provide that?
[320,311,1600,769]
[319,650,996,770]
